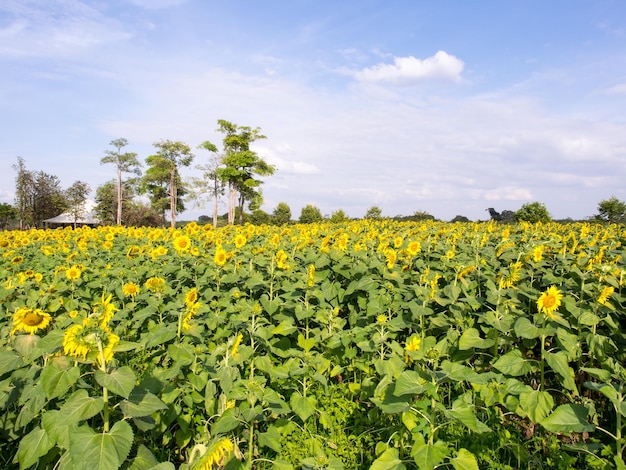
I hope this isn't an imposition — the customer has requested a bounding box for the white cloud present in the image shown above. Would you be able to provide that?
[126,0,186,9]
[355,51,464,83]
[259,145,320,175]
[476,187,534,201]
[603,83,626,94]
[0,1,132,58]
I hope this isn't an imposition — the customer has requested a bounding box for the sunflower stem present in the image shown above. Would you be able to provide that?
[97,338,110,433]
[539,334,546,391]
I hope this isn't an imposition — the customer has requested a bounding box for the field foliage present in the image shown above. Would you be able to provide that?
[1,220,625,469]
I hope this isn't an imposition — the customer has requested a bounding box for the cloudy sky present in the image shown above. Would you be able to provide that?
[1,0,626,221]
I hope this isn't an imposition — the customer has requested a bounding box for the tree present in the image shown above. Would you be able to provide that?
[100,138,142,225]
[214,119,275,225]
[329,209,348,223]
[596,196,626,223]
[486,208,515,223]
[0,203,17,229]
[364,206,383,220]
[142,140,194,228]
[450,215,470,223]
[249,209,271,225]
[32,171,66,228]
[123,201,163,227]
[515,202,551,224]
[272,202,292,225]
[95,179,137,226]
[12,157,34,229]
[299,204,323,224]
[12,158,66,228]
[188,142,225,228]
[65,181,91,228]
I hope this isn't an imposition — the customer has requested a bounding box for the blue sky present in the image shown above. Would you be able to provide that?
[1,0,626,221]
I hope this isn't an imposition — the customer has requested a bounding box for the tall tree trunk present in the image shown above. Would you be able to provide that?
[228,184,236,225]
[213,193,218,228]
[238,193,245,225]
[116,168,123,225]
[170,168,176,229]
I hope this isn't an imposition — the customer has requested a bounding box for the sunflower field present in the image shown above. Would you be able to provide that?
[1,220,625,469]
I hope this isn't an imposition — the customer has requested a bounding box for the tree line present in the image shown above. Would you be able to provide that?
[4,120,626,229]
[204,198,626,227]
[6,119,275,229]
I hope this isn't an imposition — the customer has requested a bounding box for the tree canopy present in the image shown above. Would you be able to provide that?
[515,202,551,224]
[596,196,626,223]
[100,138,141,225]
[212,119,275,225]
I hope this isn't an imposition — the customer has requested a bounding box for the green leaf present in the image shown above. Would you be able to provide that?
[581,367,612,382]
[458,328,494,350]
[271,460,294,470]
[211,408,240,434]
[16,426,54,470]
[141,325,176,349]
[271,320,297,337]
[258,425,282,453]
[42,410,75,449]
[451,448,479,470]
[167,343,195,366]
[556,328,580,360]
[120,389,167,418]
[394,370,426,396]
[0,350,23,376]
[370,448,406,470]
[297,334,316,353]
[60,390,104,426]
[290,391,316,422]
[513,317,542,339]
[41,363,81,400]
[584,382,621,412]
[492,349,533,376]
[13,334,41,359]
[445,403,492,433]
[69,420,134,470]
[95,367,136,399]
[412,439,449,470]
[540,404,595,433]
[544,351,578,394]
[519,390,554,423]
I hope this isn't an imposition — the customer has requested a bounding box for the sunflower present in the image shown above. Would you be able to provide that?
[234,234,247,248]
[393,236,403,248]
[173,235,192,253]
[11,307,52,335]
[182,301,202,331]
[122,282,140,299]
[185,287,199,307]
[407,241,421,256]
[275,249,289,269]
[94,292,118,327]
[598,286,614,306]
[145,276,166,293]
[191,438,234,470]
[150,245,168,259]
[404,335,422,364]
[537,286,563,320]
[65,265,82,281]
[63,318,120,363]
[214,245,227,267]
[307,264,315,287]
[230,333,243,359]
